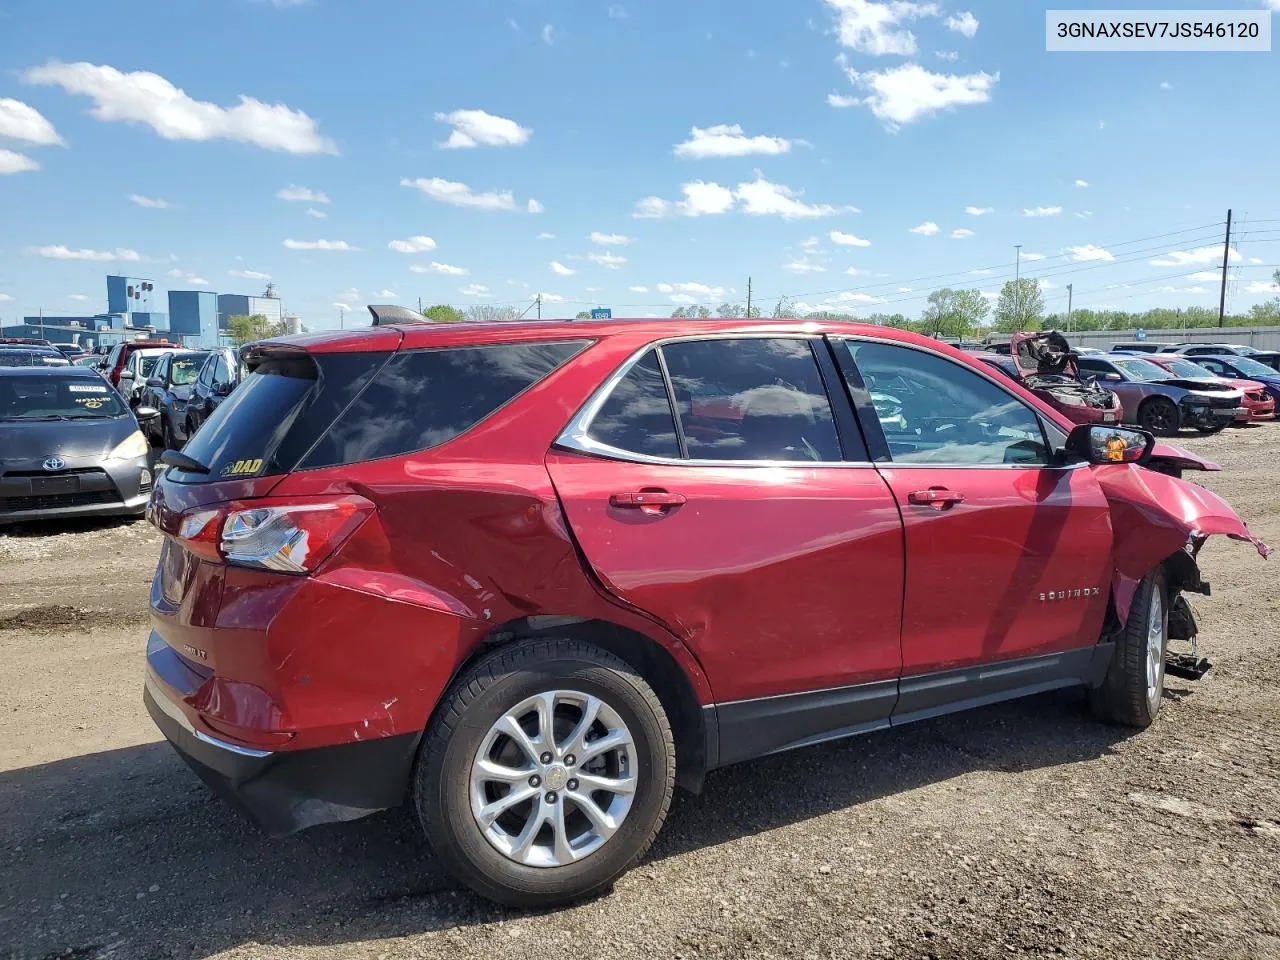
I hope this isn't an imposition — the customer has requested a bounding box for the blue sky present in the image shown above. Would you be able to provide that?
[1,0,1278,329]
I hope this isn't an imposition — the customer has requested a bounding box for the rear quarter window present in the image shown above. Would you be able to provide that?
[301,340,589,469]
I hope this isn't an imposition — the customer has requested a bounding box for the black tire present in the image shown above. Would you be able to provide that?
[1137,397,1180,436]
[1090,566,1168,727]
[414,638,675,908]
[162,419,176,451]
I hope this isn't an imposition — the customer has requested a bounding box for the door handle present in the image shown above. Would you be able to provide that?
[609,491,687,509]
[907,487,965,509]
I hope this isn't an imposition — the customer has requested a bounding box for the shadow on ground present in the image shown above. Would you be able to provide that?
[0,688,1142,960]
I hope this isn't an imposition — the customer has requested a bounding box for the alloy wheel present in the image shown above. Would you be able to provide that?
[1145,586,1165,702]
[469,690,637,868]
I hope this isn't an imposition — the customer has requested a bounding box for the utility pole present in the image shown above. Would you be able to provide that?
[418,296,422,314]
[1218,208,1232,325]
[39,307,44,340]
[536,293,542,321]
[1014,244,1022,330]
[746,276,753,318]
[339,307,344,330]
[1066,283,1073,331]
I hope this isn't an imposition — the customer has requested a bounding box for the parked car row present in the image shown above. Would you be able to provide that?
[976,332,1278,436]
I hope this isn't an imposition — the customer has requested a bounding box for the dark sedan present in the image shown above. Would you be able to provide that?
[0,366,159,524]
[1192,355,1280,406]
[138,350,210,450]
[184,346,246,439]
[1075,354,1243,435]
[0,345,71,367]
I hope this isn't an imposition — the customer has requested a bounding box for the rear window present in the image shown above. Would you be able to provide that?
[301,340,589,469]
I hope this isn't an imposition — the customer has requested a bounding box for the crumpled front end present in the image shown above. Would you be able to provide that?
[1097,465,1269,623]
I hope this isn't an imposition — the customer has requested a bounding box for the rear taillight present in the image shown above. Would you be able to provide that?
[174,496,373,573]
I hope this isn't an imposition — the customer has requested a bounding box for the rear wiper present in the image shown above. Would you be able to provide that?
[159,449,211,474]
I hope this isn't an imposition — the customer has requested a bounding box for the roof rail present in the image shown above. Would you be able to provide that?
[367,304,427,326]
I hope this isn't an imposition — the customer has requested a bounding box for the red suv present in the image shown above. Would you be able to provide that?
[143,318,1267,907]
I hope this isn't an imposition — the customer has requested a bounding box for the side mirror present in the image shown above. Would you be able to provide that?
[1065,423,1154,466]
[146,376,164,388]
[118,370,135,382]
[1102,372,1122,382]
[214,381,233,397]
[134,406,161,423]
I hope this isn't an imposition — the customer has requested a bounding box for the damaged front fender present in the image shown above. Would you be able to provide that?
[1097,464,1269,622]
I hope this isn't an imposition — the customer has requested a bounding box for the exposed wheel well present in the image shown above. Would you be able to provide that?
[454,616,709,793]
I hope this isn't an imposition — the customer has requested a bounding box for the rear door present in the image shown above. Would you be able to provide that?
[546,336,905,752]
[831,337,1113,700]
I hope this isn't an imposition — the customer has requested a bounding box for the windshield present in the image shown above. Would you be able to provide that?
[1113,358,1172,382]
[1224,357,1277,377]
[1161,358,1216,379]
[170,353,208,386]
[0,350,57,367]
[0,376,128,420]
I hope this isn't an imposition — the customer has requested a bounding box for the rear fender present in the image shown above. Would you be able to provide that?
[1097,465,1269,622]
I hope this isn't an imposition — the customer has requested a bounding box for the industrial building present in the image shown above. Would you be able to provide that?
[1,275,287,350]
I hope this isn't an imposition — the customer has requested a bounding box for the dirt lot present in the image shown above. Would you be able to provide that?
[3,426,1279,960]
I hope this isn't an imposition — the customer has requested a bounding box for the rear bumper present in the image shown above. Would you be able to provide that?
[144,672,419,835]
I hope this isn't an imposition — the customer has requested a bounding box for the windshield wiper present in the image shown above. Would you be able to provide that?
[159,449,211,474]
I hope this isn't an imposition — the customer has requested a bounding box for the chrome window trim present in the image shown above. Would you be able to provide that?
[556,333,873,469]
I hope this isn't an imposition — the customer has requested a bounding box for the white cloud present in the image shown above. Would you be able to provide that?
[965,205,993,216]
[127,194,169,209]
[333,302,354,313]
[783,258,827,274]
[971,268,993,275]
[229,269,271,280]
[541,24,555,45]
[1075,179,1089,187]
[1245,279,1280,294]
[1249,257,1264,264]
[401,176,531,212]
[951,227,974,239]
[945,11,979,36]
[0,98,64,145]
[1040,280,1057,290]
[434,109,531,150]
[1023,206,1062,217]
[1021,252,1046,261]
[658,281,726,301]
[388,235,438,253]
[306,207,326,219]
[588,251,628,269]
[0,149,39,174]
[823,0,941,56]
[1150,245,1240,267]
[166,268,208,286]
[935,50,959,61]
[608,5,628,18]
[537,232,556,240]
[550,261,576,276]
[1075,211,1093,219]
[909,221,939,235]
[410,261,469,275]
[673,124,792,159]
[584,287,601,293]
[802,236,822,251]
[527,199,545,213]
[277,184,329,203]
[28,244,142,261]
[376,289,397,298]
[68,294,90,301]
[735,176,857,218]
[1188,271,1220,282]
[896,287,913,293]
[1160,81,1173,90]
[1066,244,1113,262]
[26,61,336,154]
[628,285,649,293]
[537,292,567,303]
[282,239,356,251]
[830,230,872,247]
[460,284,490,297]
[0,293,13,302]
[591,232,631,246]
[832,62,998,127]
[981,290,999,300]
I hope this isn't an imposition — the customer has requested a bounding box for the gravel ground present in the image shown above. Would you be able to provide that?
[2,426,1279,960]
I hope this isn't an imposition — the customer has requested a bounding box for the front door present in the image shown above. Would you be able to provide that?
[831,338,1113,692]
[546,337,906,761]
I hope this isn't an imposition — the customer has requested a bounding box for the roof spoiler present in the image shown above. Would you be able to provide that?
[367,304,428,326]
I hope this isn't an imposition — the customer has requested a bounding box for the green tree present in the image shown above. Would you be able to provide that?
[464,304,524,323]
[715,302,745,319]
[227,313,285,345]
[574,310,592,320]
[422,304,465,323]
[865,312,912,328]
[771,296,797,319]
[920,287,989,337]
[993,279,1045,332]
[670,305,712,319]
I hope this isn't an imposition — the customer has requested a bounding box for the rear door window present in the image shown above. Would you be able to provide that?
[301,340,589,469]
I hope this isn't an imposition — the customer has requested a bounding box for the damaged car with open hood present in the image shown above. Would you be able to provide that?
[979,331,1123,426]
[141,313,1268,908]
